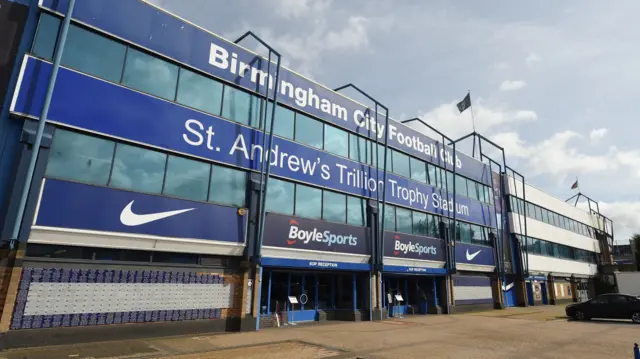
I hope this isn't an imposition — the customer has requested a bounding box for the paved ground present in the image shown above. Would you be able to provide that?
[2,306,639,359]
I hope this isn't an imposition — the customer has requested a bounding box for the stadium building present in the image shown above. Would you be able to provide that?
[0,0,614,348]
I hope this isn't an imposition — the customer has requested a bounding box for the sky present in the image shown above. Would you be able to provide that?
[148,0,640,243]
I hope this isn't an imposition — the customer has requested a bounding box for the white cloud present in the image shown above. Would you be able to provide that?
[324,16,370,51]
[514,110,538,121]
[589,128,608,143]
[273,0,333,19]
[500,80,527,91]
[525,53,541,64]
[413,101,537,140]
[598,201,640,243]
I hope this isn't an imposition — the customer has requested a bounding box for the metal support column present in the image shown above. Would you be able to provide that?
[10,0,76,248]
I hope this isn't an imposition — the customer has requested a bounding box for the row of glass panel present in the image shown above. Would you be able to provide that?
[381,204,493,247]
[515,235,597,264]
[508,196,596,239]
[31,13,494,205]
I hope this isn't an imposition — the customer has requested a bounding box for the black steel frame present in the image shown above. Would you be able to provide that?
[401,118,458,274]
[233,31,283,265]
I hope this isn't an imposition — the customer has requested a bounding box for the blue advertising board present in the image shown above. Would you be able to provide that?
[35,179,247,243]
[382,232,445,262]
[12,56,496,227]
[261,257,370,271]
[39,0,490,185]
[455,242,495,267]
[262,213,370,255]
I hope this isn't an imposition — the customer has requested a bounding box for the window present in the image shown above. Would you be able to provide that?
[485,187,493,204]
[427,165,439,188]
[323,191,346,223]
[470,224,484,245]
[109,143,167,194]
[428,215,440,238]
[176,68,223,115]
[455,175,468,197]
[265,178,294,215]
[264,103,295,140]
[122,48,179,100]
[324,125,349,158]
[221,86,262,127]
[32,13,60,60]
[410,158,427,183]
[469,182,480,201]
[163,155,210,201]
[347,196,366,226]
[391,150,411,178]
[382,204,396,232]
[395,207,412,234]
[209,165,247,207]
[445,171,454,192]
[46,130,115,185]
[541,209,549,224]
[63,25,127,83]
[349,135,369,164]
[458,222,471,243]
[412,211,428,236]
[295,114,323,149]
[374,144,392,169]
[295,184,322,219]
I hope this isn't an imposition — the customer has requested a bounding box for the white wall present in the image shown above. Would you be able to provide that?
[509,213,600,253]
[505,177,598,228]
[527,254,598,277]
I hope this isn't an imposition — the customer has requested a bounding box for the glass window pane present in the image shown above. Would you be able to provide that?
[295,184,322,219]
[391,150,411,178]
[122,49,178,100]
[382,204,396,232]
[471,225,483,245]
[176,68,223,115]
[347,196,366,226]
[412,211,428,236]
[110,144,166,193]
[455,175,468,196]
[458,222,471,243]
[469,182,480,201]
[428,215,440,238]
[209,165,246,207]
[295,114,323,149]
[323,191,346,223]
[163,155,210,201]
[264,103,295,139]
[427,164,438,187]
[221,86,262,127]
[46,130,115,185]
[485,187,493,204]
[375,144,392,169]
[349,135,369,164]
[396,207,412,234]
[62,25,127,83]
[324,125,349,158]
[265,178,294,215]
[445,171,454,193]
[32,13,60,60]
[410,158,427,183]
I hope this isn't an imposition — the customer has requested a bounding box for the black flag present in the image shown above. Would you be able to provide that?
[457,93,471,113]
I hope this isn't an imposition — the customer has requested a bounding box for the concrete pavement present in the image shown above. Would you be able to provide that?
[1,307,638,359]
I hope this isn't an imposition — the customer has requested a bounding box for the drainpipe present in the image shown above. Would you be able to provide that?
[10,0,76,248]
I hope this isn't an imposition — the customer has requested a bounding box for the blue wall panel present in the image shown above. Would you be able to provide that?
[13,57,496,227]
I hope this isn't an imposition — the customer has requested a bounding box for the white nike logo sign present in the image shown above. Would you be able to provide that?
[466,249,481,261]
[119,200,195,226]
[502,283,515,291]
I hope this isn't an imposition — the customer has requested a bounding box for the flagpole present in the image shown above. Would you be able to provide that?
[469,90,478,158]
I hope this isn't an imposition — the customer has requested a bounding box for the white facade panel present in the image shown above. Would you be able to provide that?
[509,213,600,253]
[505,177,596,226]
[527,254,597,277]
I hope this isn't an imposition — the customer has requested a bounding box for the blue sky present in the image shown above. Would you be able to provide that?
[148,0,640,242]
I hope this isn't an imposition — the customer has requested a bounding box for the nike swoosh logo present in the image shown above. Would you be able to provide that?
[502,283,515,291]
[120,200,195,226]
[466,249,481,261]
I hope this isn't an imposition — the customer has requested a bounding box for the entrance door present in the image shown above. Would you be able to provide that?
[288,274,317,323]
[526,282,534,306]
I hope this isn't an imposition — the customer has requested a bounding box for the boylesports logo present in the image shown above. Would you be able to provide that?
[287,219,358,247]
[393,235,437,257]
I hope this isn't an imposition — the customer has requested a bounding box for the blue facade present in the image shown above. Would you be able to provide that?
[0,0,508,331]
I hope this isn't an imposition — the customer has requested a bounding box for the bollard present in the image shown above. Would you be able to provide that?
[634,343,639,359]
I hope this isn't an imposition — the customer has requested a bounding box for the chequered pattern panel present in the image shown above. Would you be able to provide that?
[11,267,232,330]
